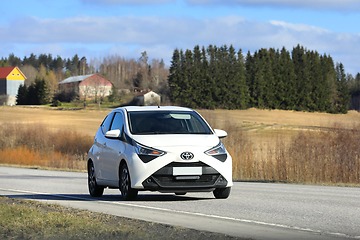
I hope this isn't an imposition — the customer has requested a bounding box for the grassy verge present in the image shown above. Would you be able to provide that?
[0,196,246,240]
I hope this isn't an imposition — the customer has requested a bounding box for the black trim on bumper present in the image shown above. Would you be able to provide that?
[211,154,227,162]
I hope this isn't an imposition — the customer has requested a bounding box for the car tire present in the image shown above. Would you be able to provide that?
[119,163,138,201]
[213,187,231,199]
[88,161,104,197]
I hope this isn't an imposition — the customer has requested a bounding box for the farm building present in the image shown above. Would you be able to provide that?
[58,73,113,99]
[136,90,161,106]
[0,66,26,106]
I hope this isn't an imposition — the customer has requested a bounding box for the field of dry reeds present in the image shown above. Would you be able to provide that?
[0,123,92,170]
[0,106,360,185]
[200,111,360,186]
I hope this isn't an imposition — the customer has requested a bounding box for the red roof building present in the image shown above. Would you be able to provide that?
[58,73,113,99]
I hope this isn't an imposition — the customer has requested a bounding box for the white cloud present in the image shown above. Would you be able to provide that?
[269,20,331,33]
[0,14,359,74]
[186,0,360,11]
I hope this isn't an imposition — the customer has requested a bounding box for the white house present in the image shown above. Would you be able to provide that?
[136,90,161,106]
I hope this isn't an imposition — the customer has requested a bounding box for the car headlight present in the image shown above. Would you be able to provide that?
[205,142,228,162]
[134,141,166,163]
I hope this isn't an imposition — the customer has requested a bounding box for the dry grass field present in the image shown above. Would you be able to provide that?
[199,108,360,148]
[0,106,108,137]
[1,106,360,185]
[2,106,360,136]
[199,108,360,134]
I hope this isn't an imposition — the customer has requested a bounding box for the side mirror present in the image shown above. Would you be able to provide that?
[214,129,227,139]
[105,129,121,139]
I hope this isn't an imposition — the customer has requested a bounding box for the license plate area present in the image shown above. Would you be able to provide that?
[173,167,202,176]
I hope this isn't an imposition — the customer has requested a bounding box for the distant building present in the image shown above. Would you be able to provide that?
[136,90,161,106]
[0,66,26,106]
[58,73,113,99]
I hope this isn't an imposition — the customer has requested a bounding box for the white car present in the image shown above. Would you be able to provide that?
[87,106,233,200]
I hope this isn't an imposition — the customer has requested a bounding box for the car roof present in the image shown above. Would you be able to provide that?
[121,106,193,112]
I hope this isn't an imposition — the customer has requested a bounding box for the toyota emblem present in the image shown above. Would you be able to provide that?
[180,152,194,160]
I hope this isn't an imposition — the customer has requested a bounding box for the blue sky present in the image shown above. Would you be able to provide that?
[0,0,359,75]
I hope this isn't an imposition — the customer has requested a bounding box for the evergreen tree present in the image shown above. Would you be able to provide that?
[181,49,195,107]
[0,58,10,67]
[349,72,360,111]
[245,51,256,107]
[319,54,335,112]
[35,78,48,105]
[335,63,350,113]
[355,73,360,91]
[307,51,321,111]
[38,54,52,70]
[8,53,21,66]
[52,55,65,71]
[270,48,282,109]
[263,48,276,109]
[27,83,38,105]
[252,50,266,108]
[16,78,48,105]
[199,46,214,109]
[192,45,202,107]
[235,49,248,109]
[227,45,239,109]
[168,49,181,104]
[208,45,220,107]
[16,84,28,105]
[166,44,351,112]
[292,45,312,111]
[26,53,39,69]
[108,85,118,103]
[278,47,297,110]
[216,45,229,107]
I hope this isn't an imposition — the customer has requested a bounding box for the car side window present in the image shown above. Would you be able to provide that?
[110,112,124,134]
[101,112,115,135]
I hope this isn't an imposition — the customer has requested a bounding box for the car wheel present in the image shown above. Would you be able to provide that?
[119,163,138,201]
[88,161,104,197]
[213,187,231,199]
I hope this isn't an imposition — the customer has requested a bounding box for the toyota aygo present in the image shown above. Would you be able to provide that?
[87,106,232,200]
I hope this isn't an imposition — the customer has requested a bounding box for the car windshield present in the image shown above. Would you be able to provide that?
[127,111,212,135]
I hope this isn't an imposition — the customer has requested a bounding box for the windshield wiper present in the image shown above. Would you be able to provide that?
[136,131,162,135]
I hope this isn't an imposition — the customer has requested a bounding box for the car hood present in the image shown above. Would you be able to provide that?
[131,134,220,148]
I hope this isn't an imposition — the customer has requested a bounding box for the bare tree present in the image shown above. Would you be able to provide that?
[88,53,169,93]
[20,65,37,86]
[81,84,92,108]
[80,57,89,75]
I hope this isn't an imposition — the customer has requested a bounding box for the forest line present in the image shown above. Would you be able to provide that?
[1,44,360,113]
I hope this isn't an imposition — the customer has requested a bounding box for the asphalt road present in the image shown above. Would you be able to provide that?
[0,166,359,240]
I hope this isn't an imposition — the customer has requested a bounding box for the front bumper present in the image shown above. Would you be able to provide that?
[141,161,228,192]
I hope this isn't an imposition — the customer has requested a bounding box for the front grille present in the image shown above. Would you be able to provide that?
[142,161,227,190]
[154,174,218,186]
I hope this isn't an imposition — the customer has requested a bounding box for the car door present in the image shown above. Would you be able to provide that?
[95,112,115,180]
[102,111,126,183]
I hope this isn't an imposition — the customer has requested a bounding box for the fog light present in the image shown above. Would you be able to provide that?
[219,176,225,182]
